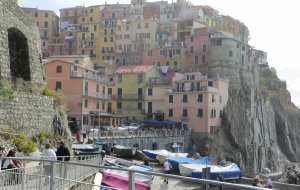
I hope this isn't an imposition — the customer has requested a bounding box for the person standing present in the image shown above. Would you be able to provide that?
[41,143,57,185]
[143,157,149,166]
[265,176,273,189]
[56,141,70,179]
[76,131,81,143]
[163,159,171,184]
[216,173,224,190]
[82,130,87,143]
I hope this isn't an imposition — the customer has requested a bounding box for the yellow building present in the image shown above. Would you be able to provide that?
[77,6,102,68]
[22,7,59,58]
[114,65,162,122]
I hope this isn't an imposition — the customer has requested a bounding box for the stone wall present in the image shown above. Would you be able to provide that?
[0,0,43,84]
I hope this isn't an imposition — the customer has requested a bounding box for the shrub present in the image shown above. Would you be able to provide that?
[13,133,37,156]
[43,87,67,109]
[37,130,64,143]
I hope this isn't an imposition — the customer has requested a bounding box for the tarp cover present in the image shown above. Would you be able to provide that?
[102,172,151,190]
[191,163,242,180]
[168,156,211,170]
[142,149,188,160]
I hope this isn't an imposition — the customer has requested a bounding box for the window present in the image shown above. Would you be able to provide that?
[182,94,188,102]
[83,116,89,125]
[195,55,199,64]
[96,101,100,109]
[68,51,72,55]
[74,60,79,64]
[169,95,173,103]
[219,95,222,103]
[198,109,203,117]
[197,94,203,102]
[160,49,164,56]
[42,42,46,47]
[212,94,215,102]
[229,50,233,57]
[147,50,152,56]
[126,26,129,31]
[220,110,223,118]
[190,46,194,53]
[51,46,54,52]
[34,12,38,17]
[118,75,122,82]
[166,61,169,66]
[84,99,88,108]
[211,109,216,118]
[216,39,222,46]
[45,13,48,18]
[110,37,113,42]
[82,18,85,22]
[202,55,206,63]
[237,43,239,48]
[44,22,48,28]
[242,46,245,51]
[208,81,213,87]
[56,66,62,73]
[183,109,188,117]
[117,102,122,109]
[167,14,170,19]
[44,31,48,38]
[190,37,194,42]
[138,102,142,109]
[168,109,173,117]
[101,13,104,18]
[55,81,61,90]
[202,44,207,52]
[145,23,149,28]
[96,84,99,93]
[90,9,93,13]
[242,55,244,63]
[102,102,105,110]
[111,29,114,35]
[90,17,93,22]
[104,37,107,42]
[108,103,112,112]
[123,12,126,17]
[137,23,141,28]
[148,88,152,96]
[138,75,143,82]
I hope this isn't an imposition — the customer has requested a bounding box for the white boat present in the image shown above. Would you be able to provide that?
[179,163,209,177]
[105,168,153,185]
[92,172,103,190]
[156,152,189,164]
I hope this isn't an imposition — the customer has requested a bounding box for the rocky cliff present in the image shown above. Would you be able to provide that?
[208,63,300,175]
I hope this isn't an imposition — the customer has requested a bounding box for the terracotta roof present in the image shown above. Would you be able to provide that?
[115,65,155,74]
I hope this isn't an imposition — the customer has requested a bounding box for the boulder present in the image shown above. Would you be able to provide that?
[278,163,300,184]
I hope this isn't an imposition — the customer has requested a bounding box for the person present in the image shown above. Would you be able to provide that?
[76,131,81,143]
[252,175,262,187]
[2,150,18,169]
[163,159,171,184]
[110,143,115,156]
[12,149,23,168]
[216,173,224,190]
[56,141,70,179]
[82,130,87,142]
[265,176,273,189]
[143,157,149,166]
[2,150,23,184]
[41,143,57,185]
[105,143,111,155]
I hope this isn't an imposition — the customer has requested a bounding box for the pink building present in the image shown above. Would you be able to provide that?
[164,72,229,137]
[185,27,211,74]
[44,57,123,132]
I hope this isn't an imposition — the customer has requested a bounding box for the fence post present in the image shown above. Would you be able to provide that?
[128,171,135,190]
[50,161,56,190]
[21,159,27,190]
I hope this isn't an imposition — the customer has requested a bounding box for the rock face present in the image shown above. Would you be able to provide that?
[279,163,300,184]
[208,63,300,175]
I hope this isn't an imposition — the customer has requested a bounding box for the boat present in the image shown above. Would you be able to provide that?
[94,139,107,146]
[142,149,188,163]
[74,150,103,156]
[92,172,103,190]
[156,152,189,164]
[168,156,211,170]
[104,156,153,171]
[105,169,153,185]
[179,164,209,176]
[114,145,137,157]
[101,172,151,190]
[72,144,99,152]
[191,163,242,181]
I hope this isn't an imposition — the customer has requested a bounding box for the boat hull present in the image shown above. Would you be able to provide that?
[114,145,137,157]
[179,164,208,176]
[105,169,153,184]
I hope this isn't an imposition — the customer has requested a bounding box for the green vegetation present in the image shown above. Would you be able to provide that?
[0,80,16,98]
[36,130,64,143]
[2,127,14,140]
[43,87,67,110]
[13,133,37,156]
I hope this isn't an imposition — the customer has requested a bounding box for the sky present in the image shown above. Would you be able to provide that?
[22,0,300,107]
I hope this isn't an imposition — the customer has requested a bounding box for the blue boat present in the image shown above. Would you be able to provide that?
[168,156,211,170]
[191,163,242,181]
[142,149,189,162]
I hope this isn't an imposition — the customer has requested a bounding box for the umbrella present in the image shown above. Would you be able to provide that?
[142,119,162,124]
[162,119,178,125]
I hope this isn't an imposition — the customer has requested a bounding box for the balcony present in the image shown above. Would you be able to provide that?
[112,94,145,100]
[82,91,112,100]
[71,70,107,83]
[132,39,145,43]
[40,36,49,40]
[174,75,207,82]
[66,46,75,50]
[90,54,97,57]
[142,109,165,114]
[65,36,75,41]
[79,45,97,49]
[166,86,208,93]
[101,50,115,54]
[165,42,186,48]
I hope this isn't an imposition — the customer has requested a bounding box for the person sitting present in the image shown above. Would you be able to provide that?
[2,150,18,170]
[265,176,273,189]
[252,175,262,187]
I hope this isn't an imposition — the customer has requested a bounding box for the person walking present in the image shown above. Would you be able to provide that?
[216,173,224,190]
[163,159,171,184]
[41,143,57,185]
[265,176,273,189]
[56,141,70,179]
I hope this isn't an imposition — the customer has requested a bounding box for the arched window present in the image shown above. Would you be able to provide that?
[152,142,157,150]
[8,27,31,81]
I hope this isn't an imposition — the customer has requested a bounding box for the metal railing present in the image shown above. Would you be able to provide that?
[0,156,267,190]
